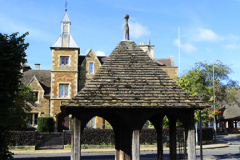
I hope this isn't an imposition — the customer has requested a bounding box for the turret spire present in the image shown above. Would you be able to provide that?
[123,14,129,41]
[51,8,78,48]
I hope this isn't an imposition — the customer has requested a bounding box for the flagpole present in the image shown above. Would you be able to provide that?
[178,25,180,77]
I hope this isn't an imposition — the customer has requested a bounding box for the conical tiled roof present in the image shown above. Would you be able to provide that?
[61,41,208,109]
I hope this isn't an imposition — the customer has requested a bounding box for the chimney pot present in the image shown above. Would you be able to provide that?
[143,42,145,45]
[148,39,150,45]
[123,14,130,41]
[35,64,40,70]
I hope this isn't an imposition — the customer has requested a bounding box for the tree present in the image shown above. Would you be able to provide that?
[0,32,30,159]
[175,61,239,126]
[8,83,35,130]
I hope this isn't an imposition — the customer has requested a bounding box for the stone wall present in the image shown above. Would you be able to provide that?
[161,67,178,79]
[79,50,101,91]
[29,78,50,117]
[51,72,78,99]
[51,49,78,71]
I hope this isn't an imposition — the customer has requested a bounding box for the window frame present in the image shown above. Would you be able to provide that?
[28,113,38,126]
[86,117,96,128]
[60,56,69,65]
[89,62,94,74]
[31,91,39,103]
[59,84,69,98]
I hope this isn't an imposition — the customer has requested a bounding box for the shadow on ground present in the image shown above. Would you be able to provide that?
[212,153,240,159]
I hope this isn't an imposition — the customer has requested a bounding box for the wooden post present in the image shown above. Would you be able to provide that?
[187,110,196,160]
[73,116,81,160]
[157,130,163,160]
[184,129,187,158]
[150,115,164,160]
[71,118,74,160]
[132,130,140,160]
[169,117,176,160]
[224,121,227,133]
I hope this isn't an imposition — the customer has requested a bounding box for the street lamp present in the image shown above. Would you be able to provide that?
[213,60,217,142]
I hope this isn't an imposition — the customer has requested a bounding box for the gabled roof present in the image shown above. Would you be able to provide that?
[27,75,44,91]
[78,55,108,66]
[21,70,51,95]
[155,58,172,67]
[62,41,208,109]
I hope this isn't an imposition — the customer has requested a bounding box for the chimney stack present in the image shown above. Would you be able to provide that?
[35,64,40,70]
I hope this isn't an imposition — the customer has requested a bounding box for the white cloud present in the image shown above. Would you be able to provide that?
[221,43,238,50]
[173,39,197,53]
[191,28,223,42]
[226,34,239,41]
[128,21,151,39]
[206,48,212,52]
[95,50,105,56]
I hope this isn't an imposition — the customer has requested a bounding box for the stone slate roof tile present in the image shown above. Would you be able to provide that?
[219,89,240,120]
[21,70,51,95]
[62,41,208,109]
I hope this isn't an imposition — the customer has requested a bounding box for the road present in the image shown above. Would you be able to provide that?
[9,134,240,160]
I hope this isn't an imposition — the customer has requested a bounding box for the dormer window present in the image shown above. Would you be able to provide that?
[89,62,94,74]
[60,56,69,65]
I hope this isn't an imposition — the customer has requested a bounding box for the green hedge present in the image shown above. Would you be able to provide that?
[37,117,54,132]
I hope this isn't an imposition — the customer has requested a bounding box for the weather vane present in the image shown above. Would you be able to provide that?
[65,1,68,9]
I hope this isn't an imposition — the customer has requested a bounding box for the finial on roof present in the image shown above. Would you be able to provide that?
[123,14,129,41]
[65,1,68,9]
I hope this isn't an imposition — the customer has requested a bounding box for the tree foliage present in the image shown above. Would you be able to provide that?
[175,61,239,126]
[0,32,31,159]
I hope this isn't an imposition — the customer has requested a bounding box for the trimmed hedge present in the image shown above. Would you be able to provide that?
[37,117,54,132]
[64,128,184,145]
[197,127,213,141]
[8,131,35,146]
[64,129,115,145]
[8,128,213,146]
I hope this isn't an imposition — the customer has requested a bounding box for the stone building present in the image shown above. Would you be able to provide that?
[22,9,178,131]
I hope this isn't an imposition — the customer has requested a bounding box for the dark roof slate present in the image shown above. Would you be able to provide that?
[62,41,208,109]
[21,70,51,95]
[155,58,172,66]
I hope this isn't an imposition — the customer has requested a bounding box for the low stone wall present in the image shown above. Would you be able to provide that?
[64,144,159,150]
[9,145,35,151]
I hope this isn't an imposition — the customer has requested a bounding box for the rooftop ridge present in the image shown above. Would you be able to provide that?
[62,41,208,109]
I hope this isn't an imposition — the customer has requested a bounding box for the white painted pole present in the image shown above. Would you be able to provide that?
[178,25,181,77]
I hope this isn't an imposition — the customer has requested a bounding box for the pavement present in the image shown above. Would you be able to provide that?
[10,143,230,155]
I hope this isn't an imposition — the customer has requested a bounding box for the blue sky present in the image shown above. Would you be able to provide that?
[1,0,240,82]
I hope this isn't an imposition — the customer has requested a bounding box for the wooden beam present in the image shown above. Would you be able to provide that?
[187,110,196,160]
[169,117,176,160]
[71,118,74,160]
[73,117,81,160]
[157,130,163,160]
[132,130,140,160]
